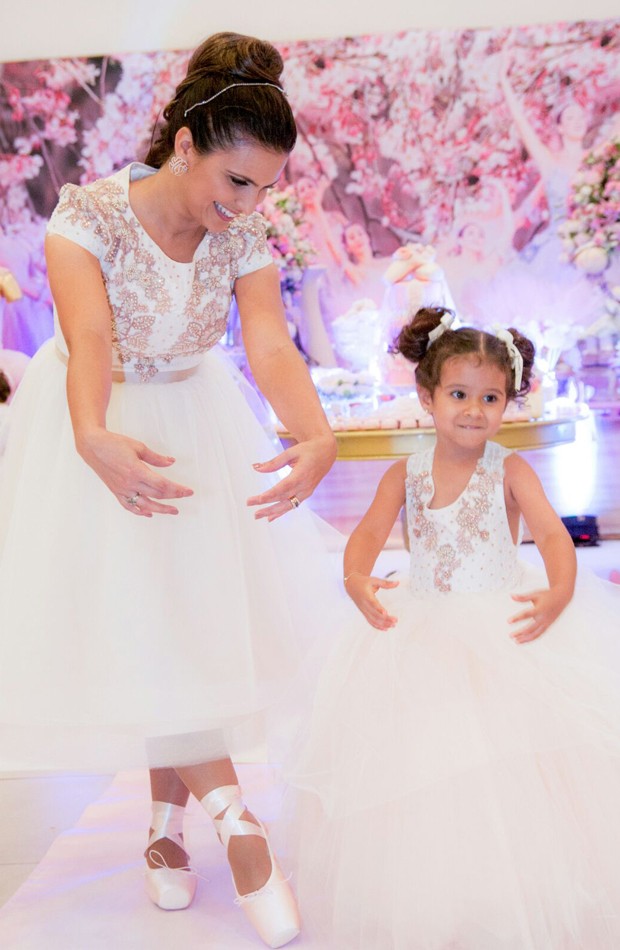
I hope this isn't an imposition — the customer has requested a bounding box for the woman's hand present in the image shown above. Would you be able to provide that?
[247,434,337,521]
[77,428,194,517]
[508,586,572,643]
[344,573,399,631]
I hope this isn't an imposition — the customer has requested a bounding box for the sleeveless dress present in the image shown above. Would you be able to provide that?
[0,163,340,773]
[287,441,620,949]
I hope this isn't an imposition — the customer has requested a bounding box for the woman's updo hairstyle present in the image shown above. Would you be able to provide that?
[145,32,296,167]
[395,307,536,401]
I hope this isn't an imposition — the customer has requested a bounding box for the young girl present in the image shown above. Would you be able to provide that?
[287,307,620,949]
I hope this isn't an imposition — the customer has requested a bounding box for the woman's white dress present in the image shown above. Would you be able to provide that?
[287,440,620,949]
[0,163,339,772]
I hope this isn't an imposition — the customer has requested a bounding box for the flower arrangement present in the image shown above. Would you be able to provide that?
[259,187,317,306]
[312,367,376,399]
[560,137,620,275]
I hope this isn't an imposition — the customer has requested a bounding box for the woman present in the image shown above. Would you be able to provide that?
[499,51,592,260]
[435,179,515,321]
[0,31,338,949]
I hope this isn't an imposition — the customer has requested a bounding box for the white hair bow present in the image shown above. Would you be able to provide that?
[492,325,523,391]
[426,312,456,349]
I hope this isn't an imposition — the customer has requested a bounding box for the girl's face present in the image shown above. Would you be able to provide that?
[419,356,508,450]
[179,140,288,233]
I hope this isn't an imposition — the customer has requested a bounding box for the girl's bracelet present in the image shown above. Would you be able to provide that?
[343,571,365,585]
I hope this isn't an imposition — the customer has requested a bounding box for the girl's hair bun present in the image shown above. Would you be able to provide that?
[394,307,454,364]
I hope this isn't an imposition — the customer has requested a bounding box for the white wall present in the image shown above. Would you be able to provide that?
[2,0,619,62]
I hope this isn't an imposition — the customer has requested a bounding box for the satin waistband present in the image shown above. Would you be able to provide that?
[55,347,200,384]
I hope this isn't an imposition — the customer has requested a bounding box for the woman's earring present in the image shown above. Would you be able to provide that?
[169,156,189,176]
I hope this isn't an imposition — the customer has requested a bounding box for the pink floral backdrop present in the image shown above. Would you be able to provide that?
[0,19,618,358]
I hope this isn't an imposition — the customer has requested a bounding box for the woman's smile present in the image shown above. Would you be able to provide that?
[214,200,237,222]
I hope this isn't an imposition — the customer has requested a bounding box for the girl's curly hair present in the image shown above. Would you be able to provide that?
[394,307,536,400]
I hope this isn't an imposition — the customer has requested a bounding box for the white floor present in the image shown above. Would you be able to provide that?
[0,542,618,948]
[0,767,318,949]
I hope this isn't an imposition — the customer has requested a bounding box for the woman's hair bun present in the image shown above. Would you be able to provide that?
[144,31,295,167]
[188,32,284,84]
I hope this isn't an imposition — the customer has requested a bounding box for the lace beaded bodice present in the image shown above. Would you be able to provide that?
[405,440,522,594]
[47,163,272,381]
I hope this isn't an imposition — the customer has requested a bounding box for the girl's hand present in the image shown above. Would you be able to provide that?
[77,428,194,517]
[345,573,399,631]
[247,434,337,521]
[508,587,571,643]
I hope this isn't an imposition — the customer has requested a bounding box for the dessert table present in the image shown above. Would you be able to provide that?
[279,409,586,461]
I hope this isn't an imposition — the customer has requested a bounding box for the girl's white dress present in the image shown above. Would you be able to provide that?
[287,440,620,949]
[0,163,339,773]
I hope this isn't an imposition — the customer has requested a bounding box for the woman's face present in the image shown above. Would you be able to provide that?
[180,141,288,234]
[295,177,317,207]
[344,223,370,259]
[557,103,587,143]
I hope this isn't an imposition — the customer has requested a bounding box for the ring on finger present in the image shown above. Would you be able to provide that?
[289,494,301,509]
[126,492,141,506]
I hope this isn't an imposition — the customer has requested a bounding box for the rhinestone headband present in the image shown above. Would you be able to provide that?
[184,82,286,117]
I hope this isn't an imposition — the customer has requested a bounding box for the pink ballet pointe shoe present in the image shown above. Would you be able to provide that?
[201,784,300,948]
[145,801,197,911]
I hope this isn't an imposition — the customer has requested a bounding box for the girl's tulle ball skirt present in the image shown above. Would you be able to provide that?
[0,340,340,772]
[286,571,620,949]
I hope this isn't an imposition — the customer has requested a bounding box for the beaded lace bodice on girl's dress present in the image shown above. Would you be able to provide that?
[47,163,272,381]
[405,440,522,595]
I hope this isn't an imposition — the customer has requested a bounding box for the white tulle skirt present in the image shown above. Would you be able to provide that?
[286,565,620,949]
[0,340,342,772]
